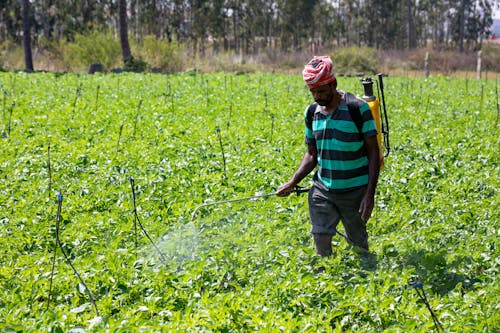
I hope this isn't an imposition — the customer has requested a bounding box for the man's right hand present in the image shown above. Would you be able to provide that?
[275,181,296,197]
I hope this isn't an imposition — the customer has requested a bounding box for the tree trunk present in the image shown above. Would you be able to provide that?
[135,0,142,43]
[407,0,415,49]
[23,0,34,72]
[119,0,133,64]
[459,0,466,52]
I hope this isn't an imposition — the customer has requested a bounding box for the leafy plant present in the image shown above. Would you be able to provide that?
[0,72,498,332]
[135,36,184,73]
[61,31,121,71]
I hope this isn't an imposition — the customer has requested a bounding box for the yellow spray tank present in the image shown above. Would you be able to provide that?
[361,76,390,168]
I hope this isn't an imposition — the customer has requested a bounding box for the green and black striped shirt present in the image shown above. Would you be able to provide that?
[305,91,377,192]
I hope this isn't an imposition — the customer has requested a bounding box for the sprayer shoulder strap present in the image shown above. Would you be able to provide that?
[306,102,317,126]
[344,92,364,135]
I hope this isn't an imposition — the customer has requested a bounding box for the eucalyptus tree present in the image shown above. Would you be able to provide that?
[207,0,230,52]
[464,0,493,48]
[418,0,447,49]
[187,0,211,56]
[0,0,22,42]
[446,0,490,50]
[274,0,318,51]
[22,0,34,72]
[119,0,133,64]
[316,0,346,48]
[1,0,498,59]
[362,0,406,49]
[407,0,416,48]
[458,0,469,51]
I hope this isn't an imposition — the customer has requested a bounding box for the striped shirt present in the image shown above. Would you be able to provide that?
[305,91,377,192]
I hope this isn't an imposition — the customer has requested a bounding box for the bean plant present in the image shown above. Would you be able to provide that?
[0,72,498,332]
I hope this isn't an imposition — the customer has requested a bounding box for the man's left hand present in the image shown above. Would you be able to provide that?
[359,193,375,222]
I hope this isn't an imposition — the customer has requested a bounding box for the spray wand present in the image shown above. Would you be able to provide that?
[190,187,351,243]
[190,186,309,221]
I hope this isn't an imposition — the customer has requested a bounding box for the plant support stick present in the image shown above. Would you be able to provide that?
[133,99,142,138]
[216,126,227,182]
[129,177,168,264]
[48,194,99,316]
[94,85,100,112]
[495,80,499,127]
[7,102,14,136]
[115,121,124,156]
[72,83,82,114]
[47,142,52,200]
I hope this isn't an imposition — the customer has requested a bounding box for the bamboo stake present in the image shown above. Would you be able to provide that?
[216,126,228,182]
[115,121,124,156]
[47,194,99,316]
[47,142,52,200]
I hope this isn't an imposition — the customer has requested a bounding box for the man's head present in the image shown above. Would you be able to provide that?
[303,56,337,106]
[303,55,336,89]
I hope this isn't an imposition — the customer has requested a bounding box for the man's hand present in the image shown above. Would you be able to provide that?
[359,192,375,222]
[275,181,296,197]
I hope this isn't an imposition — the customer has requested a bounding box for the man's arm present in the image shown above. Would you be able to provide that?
[359,136,380,221]
[276,145,318,197]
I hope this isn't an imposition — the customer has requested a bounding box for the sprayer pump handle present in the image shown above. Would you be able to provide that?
[294,186,311,195]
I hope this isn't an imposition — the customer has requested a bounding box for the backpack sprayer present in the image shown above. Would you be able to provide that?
[361,74,390,164]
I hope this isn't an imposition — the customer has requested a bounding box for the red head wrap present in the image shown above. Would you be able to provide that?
[302,56,336,89]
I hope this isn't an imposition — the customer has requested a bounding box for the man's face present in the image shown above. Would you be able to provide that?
[310,83,335,106]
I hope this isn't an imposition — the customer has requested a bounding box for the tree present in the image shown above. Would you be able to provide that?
[459,0,467,51]
[1,0,498,61]
[119,0,133,65]
[23,0,34,72]
[407,0,416,49]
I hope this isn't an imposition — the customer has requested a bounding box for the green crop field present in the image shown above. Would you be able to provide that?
[0,72,498,332]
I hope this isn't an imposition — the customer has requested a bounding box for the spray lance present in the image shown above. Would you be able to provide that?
[191,186,351,242]
[191,186,310,221]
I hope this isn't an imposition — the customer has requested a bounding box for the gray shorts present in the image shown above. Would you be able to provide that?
[308,181,368,249]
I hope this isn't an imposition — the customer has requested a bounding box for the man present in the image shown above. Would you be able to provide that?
[276,55,380,256]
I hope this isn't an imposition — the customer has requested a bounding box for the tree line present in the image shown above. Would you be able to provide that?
[1,0,496,71]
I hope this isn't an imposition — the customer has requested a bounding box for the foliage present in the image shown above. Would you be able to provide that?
[123,56,148,73]
[331,47,379,75]
[0,39,25,70]
[0,72,498,332]
[0,0,496,55]
[134,36,184,73]
[481,43,500,71]
[61,31,122,72]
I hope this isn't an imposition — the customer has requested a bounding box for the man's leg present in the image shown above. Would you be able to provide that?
[343,219,369,251]
[336,187,369,251]
[308,184,340,256]
[313,233,333,256]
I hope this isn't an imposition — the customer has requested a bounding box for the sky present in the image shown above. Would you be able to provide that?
[493,0,500,19]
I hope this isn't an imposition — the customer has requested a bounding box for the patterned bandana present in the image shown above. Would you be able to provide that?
[302,55,336,89]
